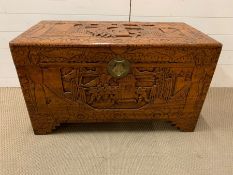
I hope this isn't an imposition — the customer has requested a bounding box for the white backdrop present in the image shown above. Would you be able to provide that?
[0,0,232,87]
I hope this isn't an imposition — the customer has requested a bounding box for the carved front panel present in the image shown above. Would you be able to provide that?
[13,46,220,123]
[42,65,193,110]
[10,44,221,134]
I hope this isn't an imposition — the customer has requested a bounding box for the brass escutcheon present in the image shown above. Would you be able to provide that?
[107,58,130,78]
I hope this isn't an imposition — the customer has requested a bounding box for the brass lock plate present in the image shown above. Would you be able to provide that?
[107,58,130,78]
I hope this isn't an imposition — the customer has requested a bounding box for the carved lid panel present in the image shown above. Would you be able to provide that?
[10,21,221,47]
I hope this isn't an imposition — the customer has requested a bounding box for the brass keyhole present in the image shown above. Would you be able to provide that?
[107,58,130,78]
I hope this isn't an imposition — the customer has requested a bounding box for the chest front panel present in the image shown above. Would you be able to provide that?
[13,46,219,124]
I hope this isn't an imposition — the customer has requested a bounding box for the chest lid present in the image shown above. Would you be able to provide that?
[10,21,221,47]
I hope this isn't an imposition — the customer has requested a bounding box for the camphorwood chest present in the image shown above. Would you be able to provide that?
[10,21,222,134]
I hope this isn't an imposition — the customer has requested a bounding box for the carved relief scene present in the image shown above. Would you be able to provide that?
[46,65,195,109]
[31,22,188,40]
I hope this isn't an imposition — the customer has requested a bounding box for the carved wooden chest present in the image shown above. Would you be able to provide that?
[10,21,222,134]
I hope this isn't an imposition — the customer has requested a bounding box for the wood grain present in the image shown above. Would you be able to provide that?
[9,21,222,134]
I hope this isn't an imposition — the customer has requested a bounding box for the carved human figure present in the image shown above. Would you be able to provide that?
[102,84,111,102]
[137,87,149,103]
[95,84,104,102]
